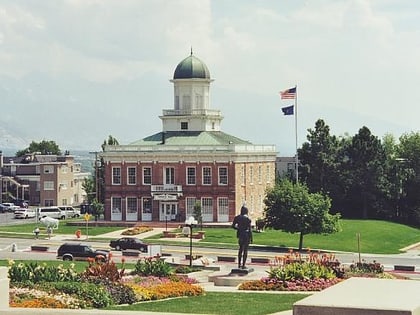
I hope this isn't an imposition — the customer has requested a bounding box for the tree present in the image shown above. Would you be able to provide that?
[193,201,203,230]
[341,126,387,219]
[299,119,339,193]
[82,177,95,204]
[264,179,341,251]
[101,135,119,151]
[16,140,61,157]
[91,198,104,220]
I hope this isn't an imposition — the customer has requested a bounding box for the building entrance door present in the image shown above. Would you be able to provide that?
[159,202,178,221]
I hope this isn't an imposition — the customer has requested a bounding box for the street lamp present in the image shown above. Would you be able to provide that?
[185,216,198,267]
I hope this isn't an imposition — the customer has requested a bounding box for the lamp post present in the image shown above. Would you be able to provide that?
[185,216,198,267]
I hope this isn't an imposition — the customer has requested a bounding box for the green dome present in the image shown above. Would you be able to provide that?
[173,53,210,79]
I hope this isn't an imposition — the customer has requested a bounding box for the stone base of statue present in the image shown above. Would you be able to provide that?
[230,267,254,275]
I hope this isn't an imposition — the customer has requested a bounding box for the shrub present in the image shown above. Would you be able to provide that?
[134,257,173,277]
[51,281,113,308]
[267,261,336,281]
[122,226,153,235]
[8,260,79,284]
[80,259,125,282]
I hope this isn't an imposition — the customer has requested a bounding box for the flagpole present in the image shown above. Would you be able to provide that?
[294,84,298,184]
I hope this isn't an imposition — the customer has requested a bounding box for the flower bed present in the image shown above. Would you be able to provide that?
[8,257,204,309]
[239,251,394,292]
[121,226,153,235]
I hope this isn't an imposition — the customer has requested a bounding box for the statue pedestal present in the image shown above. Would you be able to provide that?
[230,267,254,275]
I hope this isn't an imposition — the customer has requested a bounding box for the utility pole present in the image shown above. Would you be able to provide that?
[89,151,99,202]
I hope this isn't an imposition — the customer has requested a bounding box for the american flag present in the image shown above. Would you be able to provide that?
[280,87,297,99]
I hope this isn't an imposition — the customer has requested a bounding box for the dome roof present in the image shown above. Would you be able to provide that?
[173,53,210,79]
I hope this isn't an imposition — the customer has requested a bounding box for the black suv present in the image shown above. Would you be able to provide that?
[57,243,109,262]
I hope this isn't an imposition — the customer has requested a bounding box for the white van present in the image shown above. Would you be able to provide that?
[37,206,67,220]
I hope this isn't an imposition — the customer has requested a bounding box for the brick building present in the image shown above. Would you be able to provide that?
[100,52,277,223]
[0,152,88,207]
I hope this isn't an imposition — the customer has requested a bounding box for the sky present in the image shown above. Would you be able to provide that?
[1,0,420,155]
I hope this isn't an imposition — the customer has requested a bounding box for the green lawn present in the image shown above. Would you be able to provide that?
[201,219,419,254]
[0,219,418,254]
[107,292,308,315]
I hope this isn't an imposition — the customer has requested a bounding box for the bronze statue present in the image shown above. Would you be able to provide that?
[232,206,253,269]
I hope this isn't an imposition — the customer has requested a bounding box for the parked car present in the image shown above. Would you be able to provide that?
[56,243,109,262]
[14,208,36,219]
[58,206,80,218]
[109,237,148,252]
[14,199,29,208]
[0,204,8,213]
[37,206,67,220]
[1,203,19,212]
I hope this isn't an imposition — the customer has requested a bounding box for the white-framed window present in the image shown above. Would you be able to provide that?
[44,165,54,174]
[44,199,54,207]
[183,95,191,108]
[127,197,137,214]
[218,197,228,215]
[258,165,262,183]
[218,167,228,185]
[201,197,213,221]
[241,165,245,185]
[143,167,152,185]
[44,181,54,191]
[185,197,197,219]
[61,166,68,173]
[62,199,67,206]
[112,167,121,185]
[142,197,152,213]
[165,167,175,185]
[128,167,136,185]
[202,167,211,185]
[195,94,203,107]
[187,167,196,185]
[111,197,122,214]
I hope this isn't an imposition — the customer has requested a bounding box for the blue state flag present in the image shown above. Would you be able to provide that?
[281,105,294,115]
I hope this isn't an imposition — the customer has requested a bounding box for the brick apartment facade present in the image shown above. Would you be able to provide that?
[0,152,89,207]
[100,52,277,224]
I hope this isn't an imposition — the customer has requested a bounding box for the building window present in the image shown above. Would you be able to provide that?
[218,197,229,216]
[195,94,203,107]
[241,165,245,185]
[187,167,196,185]
[44,181,54,191]
[183,95,191,108]
[266,165,270,182]
[202,197,213,220]
[258,165,262,183]
[186,197,197,219]
[165,167,175,185]
[128,167,136,185]
[218,167,228,185]
[143,167,152,185]
[250,165,254,184]
[44,165,54,174]
[202,167,212,185]
[142,197,152,213]
[62,199,67,206]
[181,122,188,130]
[44,199,54,206]
[111,197,122,214]
[61,166,68,173]
[127,197,137,215]
[175,96,179,109]
[112,167,121,185]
